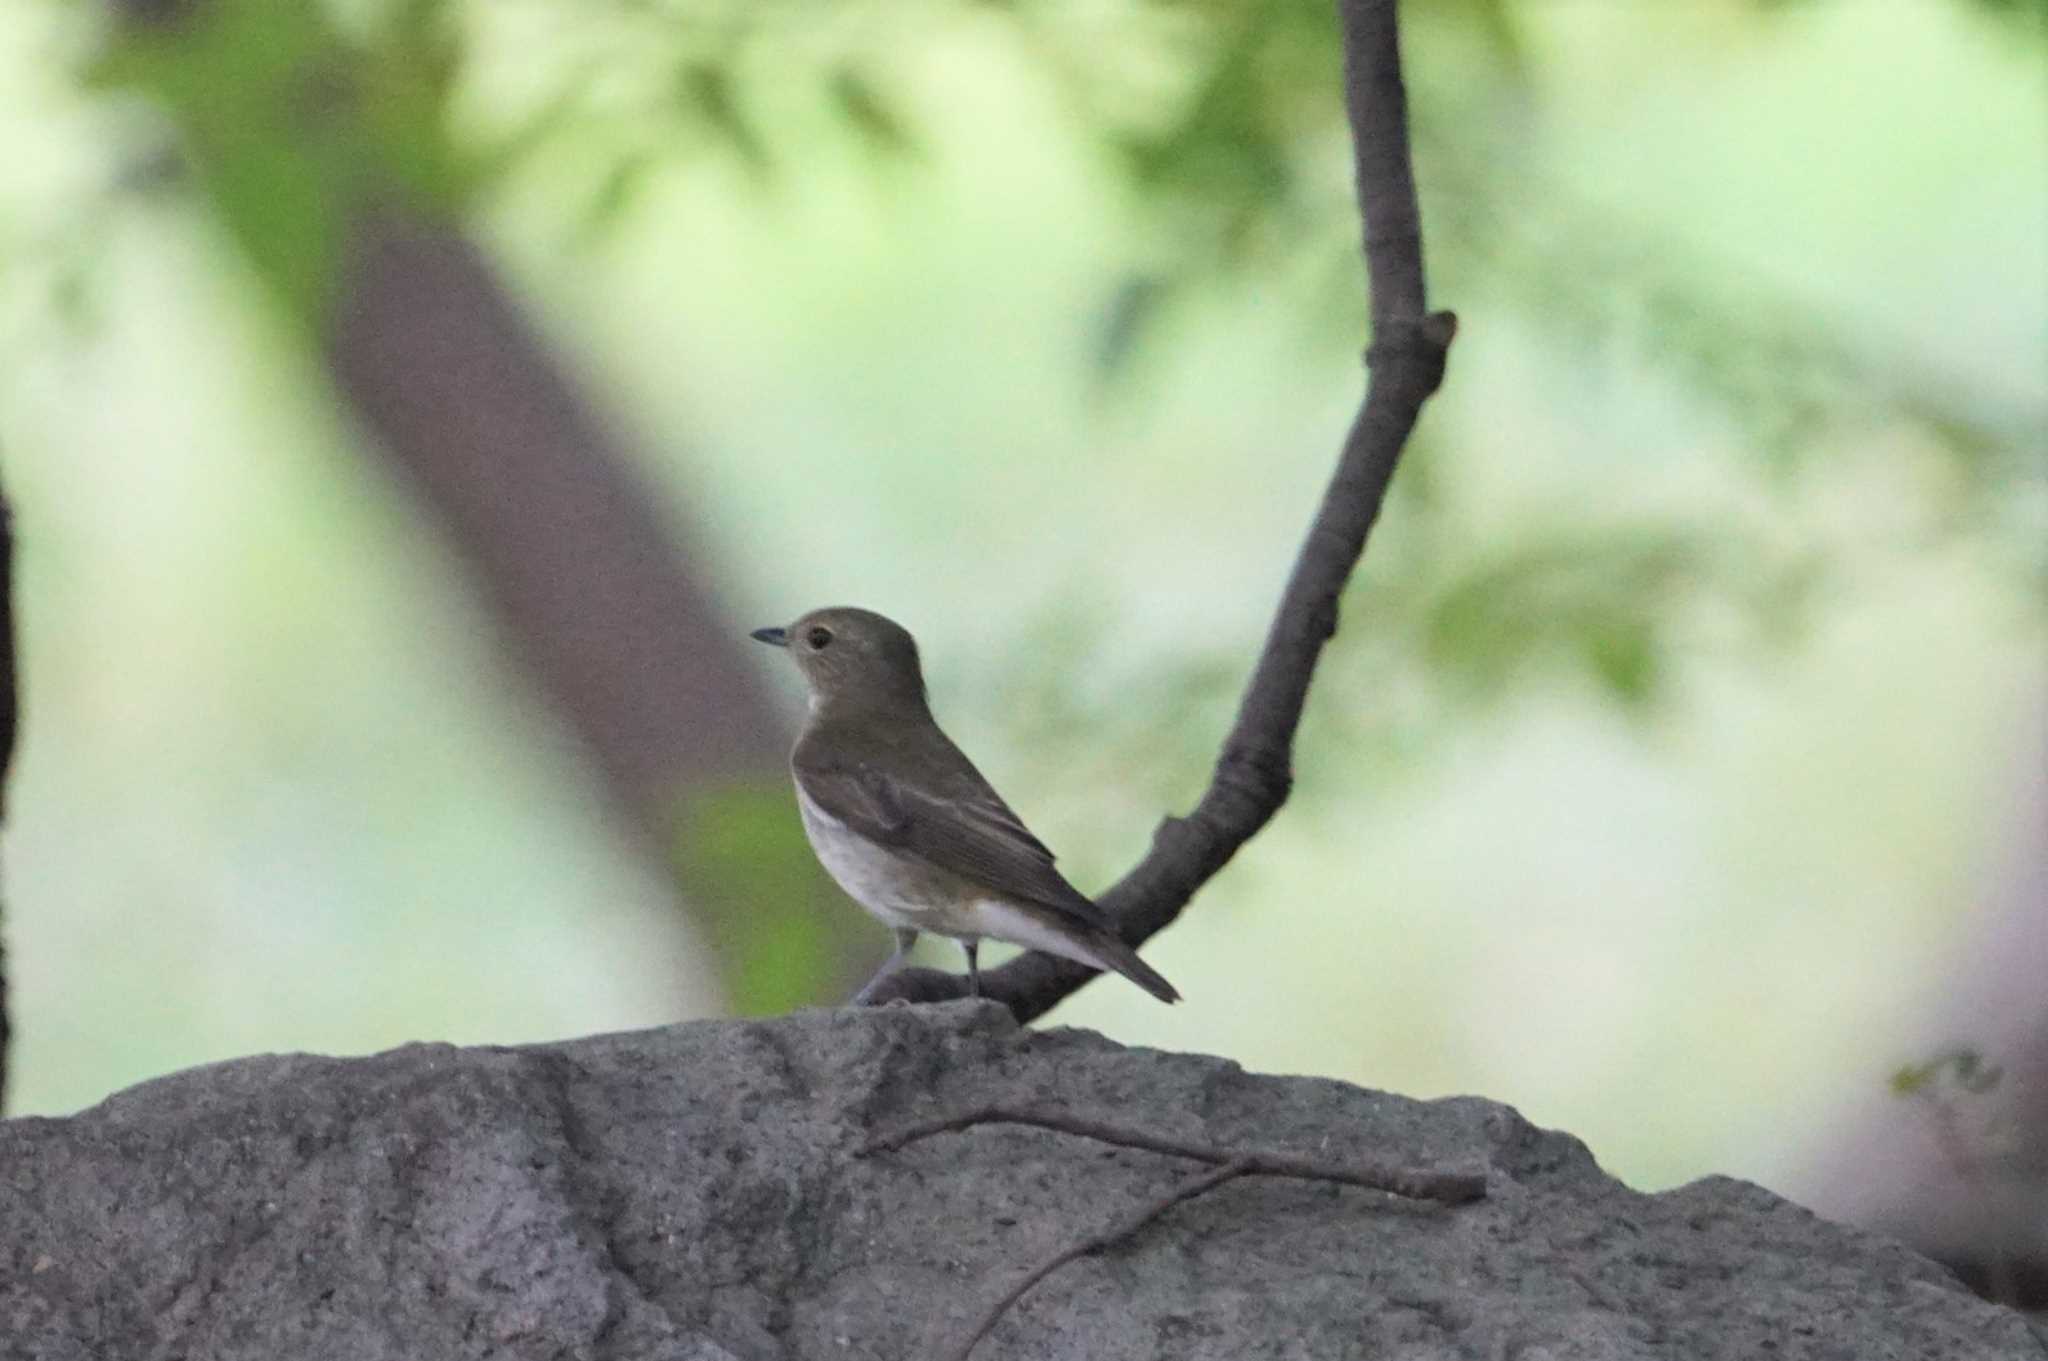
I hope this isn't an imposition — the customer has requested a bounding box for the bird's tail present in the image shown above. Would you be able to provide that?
[1085,931,1181,1004]
[978,899,1182,1003]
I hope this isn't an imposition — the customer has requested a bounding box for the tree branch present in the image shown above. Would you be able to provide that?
[0,488,16,1110]
[857,1103,1486,1359]
[862,0,1455,1016]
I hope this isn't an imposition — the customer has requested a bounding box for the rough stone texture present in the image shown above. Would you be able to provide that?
[1,1003,2033,1360]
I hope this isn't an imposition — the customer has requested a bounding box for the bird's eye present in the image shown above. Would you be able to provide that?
[806,626,833,650]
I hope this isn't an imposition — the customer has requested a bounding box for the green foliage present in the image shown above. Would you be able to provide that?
[47,0,2047,994]
[70,0,2038,824]
[1420,527,1704,710]
[1771,0,2048,27]
[676,61,772,177]
[368,0,2039,570]
[1424,149,2045,533]
[829,67,918,157]
[977,502,1822,831]
[674,781,877,1015]
[93,0,463,322]
[1891,1046,2006,1098]
[85,0,2037,514]
[461,0,2039,631]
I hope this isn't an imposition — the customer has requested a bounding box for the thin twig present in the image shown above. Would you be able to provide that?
[942,1158,1251,1361]
[861,0,1455,1017]
[0,490,14,1111]
[858,1104,1487,1205]
[859,1104,1486,1360]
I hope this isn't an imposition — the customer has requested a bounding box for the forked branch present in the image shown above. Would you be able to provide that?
[862,0,1457,1016]
[857,1104,1487,1360]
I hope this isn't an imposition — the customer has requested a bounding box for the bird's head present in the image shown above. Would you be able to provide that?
[751,606,929,715]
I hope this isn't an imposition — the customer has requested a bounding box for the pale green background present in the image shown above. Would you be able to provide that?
[0,0,2041,1213]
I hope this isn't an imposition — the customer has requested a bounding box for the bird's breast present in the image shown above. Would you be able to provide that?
[795,785,969,932]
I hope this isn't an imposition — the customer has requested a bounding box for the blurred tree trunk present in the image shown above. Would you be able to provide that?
[327,214,873,1010]
[105,0,875,1011]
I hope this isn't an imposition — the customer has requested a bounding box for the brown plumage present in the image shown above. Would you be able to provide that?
[753,607,1179,1004]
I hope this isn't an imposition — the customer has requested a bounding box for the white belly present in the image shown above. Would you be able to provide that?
[797,786,954,932]
[795,786,1113,969]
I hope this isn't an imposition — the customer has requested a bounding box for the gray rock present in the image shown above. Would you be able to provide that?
[0,1003,2031,1360]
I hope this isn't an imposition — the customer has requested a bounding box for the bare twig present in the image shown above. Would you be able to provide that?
[946,1158,1249,1361]
[863,0,1456,1017]
[859,1104,1486,1360]
[0,490,14,1110]
[858,1104,1487,1204]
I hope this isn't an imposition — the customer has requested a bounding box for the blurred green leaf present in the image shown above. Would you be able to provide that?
[830,68,918,158]
[574,150,661,245]
[677,61,771,176]
[1420,527,1703,708]
[94,0,462,322]
[1891,1047,2008,1098]
[1580,617,1660,710]
[674,781,877,1015]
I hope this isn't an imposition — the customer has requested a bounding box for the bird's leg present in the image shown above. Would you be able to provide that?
[963,940,981,998]
[850,928,921,1005]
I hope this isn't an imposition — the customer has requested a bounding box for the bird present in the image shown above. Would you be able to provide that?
[750,606,1180,1004]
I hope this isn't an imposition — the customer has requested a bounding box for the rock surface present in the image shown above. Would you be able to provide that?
[0,1003,2032,1360]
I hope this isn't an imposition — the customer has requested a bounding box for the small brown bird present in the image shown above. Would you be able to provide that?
[751,607,1180,1003]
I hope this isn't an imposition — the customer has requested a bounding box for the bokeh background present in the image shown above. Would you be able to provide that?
[0,0,2042,1286]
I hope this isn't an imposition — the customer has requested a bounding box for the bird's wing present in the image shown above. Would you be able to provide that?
[793,742,1111,932]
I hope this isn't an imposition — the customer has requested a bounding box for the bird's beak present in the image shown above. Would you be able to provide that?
[750,626,789,648]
